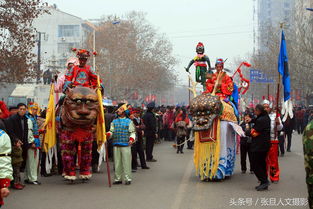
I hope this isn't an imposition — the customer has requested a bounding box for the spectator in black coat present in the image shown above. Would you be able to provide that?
[246,104,271,191]
[282,115,295,153]
[130,109,149,171]
[143,102,157,162]
[4,103,29,171]
[4,103,29,190]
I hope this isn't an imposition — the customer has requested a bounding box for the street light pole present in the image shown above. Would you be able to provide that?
[36,32,46,84]
[37,32,42,84]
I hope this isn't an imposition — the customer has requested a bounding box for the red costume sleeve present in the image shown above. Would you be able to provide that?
[251,129,260,137]
[220,74,234,96]
[184,117,190,124]
[205,74,217,93]
[64,66,75,83]
[175,113,182,123]
[88,66,101,89]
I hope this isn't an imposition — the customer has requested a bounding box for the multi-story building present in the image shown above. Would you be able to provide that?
[254,0,295,51]
[1,4,97,108]
[33,4,95,74]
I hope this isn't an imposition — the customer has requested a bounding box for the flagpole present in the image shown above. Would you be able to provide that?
[274,23,284,139]
[267,84,270,100]
[92,26,111,187]
[274,74,281,139]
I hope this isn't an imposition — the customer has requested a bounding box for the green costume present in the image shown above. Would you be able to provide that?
[185,42,212,90]
[303,120,313,209]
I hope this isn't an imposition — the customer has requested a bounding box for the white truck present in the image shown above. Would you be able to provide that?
[7,84,51,108]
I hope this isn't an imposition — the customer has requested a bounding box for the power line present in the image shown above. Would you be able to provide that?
[170,31,253,39]
[167,23,256,36]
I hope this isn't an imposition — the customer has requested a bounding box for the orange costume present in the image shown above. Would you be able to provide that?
[205,71,234,99]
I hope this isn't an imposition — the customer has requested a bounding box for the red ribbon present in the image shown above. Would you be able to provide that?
[232,62,251,95]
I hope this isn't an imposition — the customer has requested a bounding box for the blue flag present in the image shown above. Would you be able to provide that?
[278,31,291,101]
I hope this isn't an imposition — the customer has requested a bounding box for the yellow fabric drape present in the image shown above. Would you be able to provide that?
[193,119,221,180]
[43,84,56,153]
[96,76,106,151]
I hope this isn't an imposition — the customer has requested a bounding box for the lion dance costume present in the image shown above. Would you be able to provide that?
[191,59,248,181]
[60,49,102,181]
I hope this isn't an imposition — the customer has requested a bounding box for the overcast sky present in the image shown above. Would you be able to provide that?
[45,0,254,85]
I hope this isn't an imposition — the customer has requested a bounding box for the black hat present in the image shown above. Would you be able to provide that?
[147,101,155,109]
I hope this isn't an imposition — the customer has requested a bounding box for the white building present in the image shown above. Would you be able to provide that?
[33,4,95,74]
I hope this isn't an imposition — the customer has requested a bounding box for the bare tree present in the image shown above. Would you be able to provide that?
[86,11,177,102]
[289,0,313,98]
[247,0,313,104]
[0,0,47,83]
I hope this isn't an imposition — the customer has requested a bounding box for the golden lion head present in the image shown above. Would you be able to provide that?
[61,87,99,129]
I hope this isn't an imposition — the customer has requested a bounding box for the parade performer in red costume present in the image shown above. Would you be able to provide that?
[0,102,10,119]
[59,48,103,181]
[63,48,103,92]
[205,58,234,100]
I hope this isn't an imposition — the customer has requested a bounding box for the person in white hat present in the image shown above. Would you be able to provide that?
[262,99,283,183]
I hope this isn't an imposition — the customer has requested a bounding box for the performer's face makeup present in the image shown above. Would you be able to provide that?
[216,64,223,72]
[67,63,74,69]
[32,108,38,115]
[79,58,87,66]
[117,110,125,117]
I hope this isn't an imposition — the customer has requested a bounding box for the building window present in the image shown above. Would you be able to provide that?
[58,58,67,68]
[267,0,271,9]
[57,42,78,54]
[58,25,80,37]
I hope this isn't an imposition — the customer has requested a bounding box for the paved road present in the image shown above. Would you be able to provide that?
[5,133,309,209]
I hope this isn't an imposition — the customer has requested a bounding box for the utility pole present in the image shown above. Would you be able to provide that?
[37,32,42,84]
[37,32,46,84]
